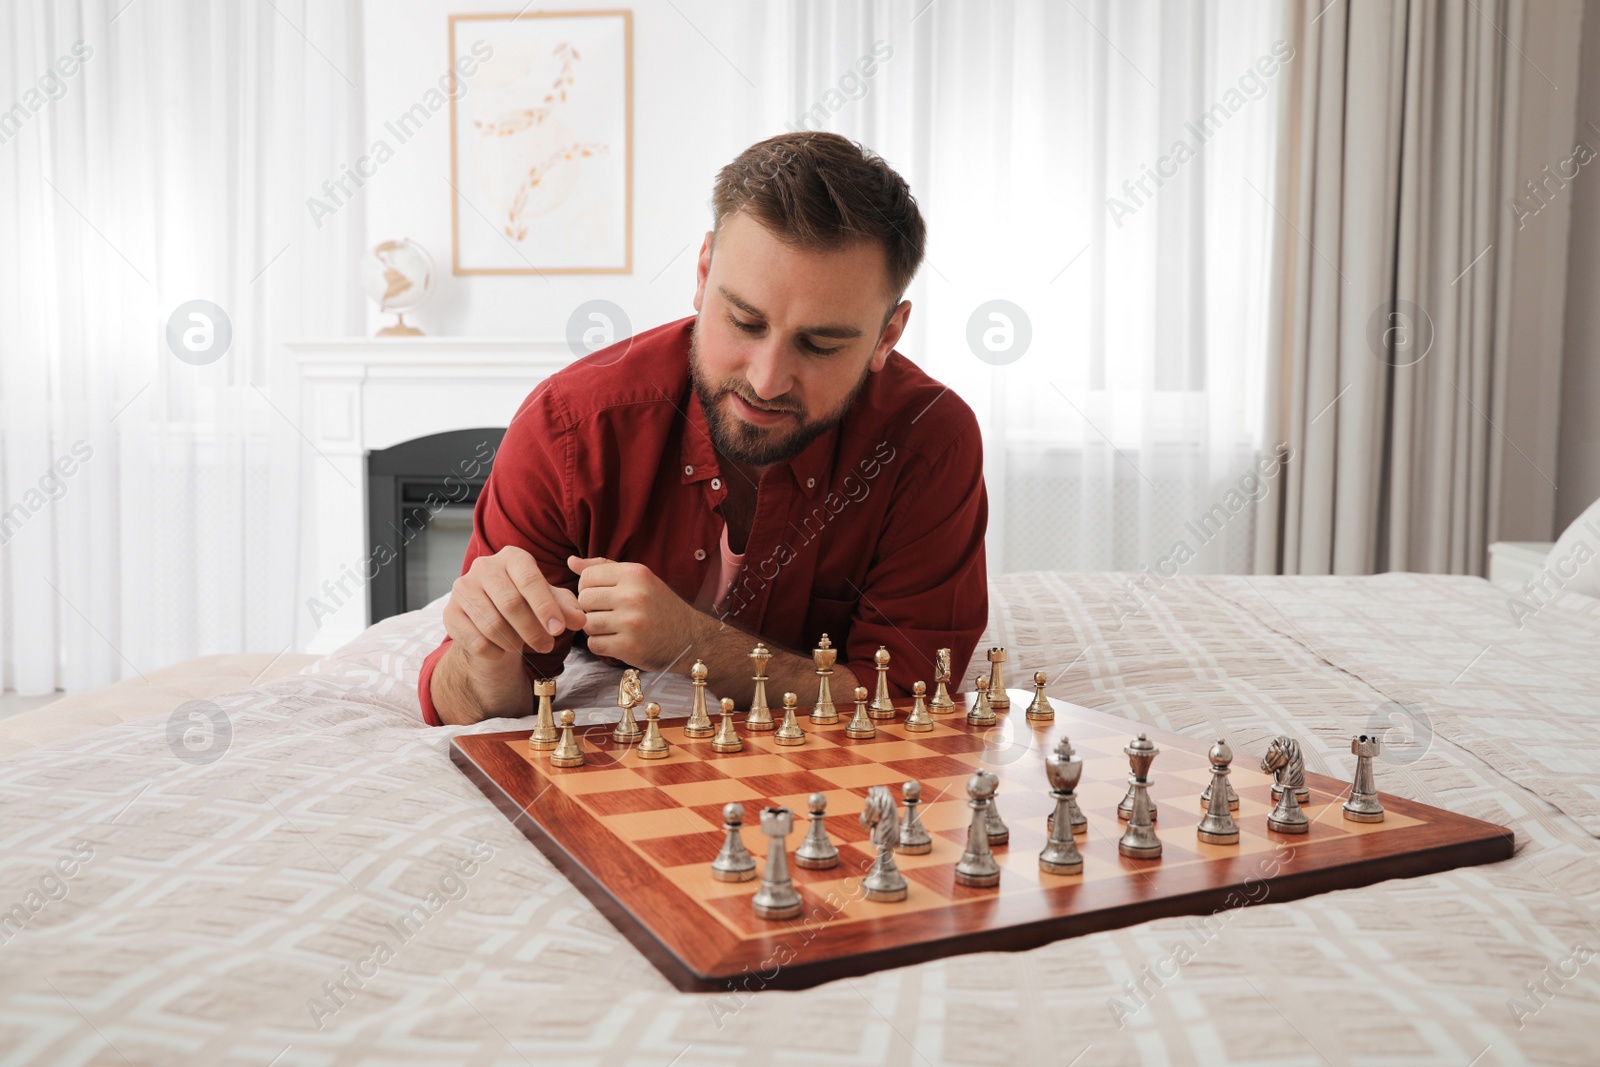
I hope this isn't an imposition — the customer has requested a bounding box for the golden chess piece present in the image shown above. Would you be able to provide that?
[966,673,998,727]
[637,701,670,760]
[550,709,586,768]
[711,697,744,753]
[986,647,1010,710]
[869,645,895,716]
[903,681,934,732]
[845,685,876,739]
[529,677,559,750]
[775,691,806,746]
[745,642,774,732]
[1024,671,1055,721]
[929,647,956,712]
[810,635,839,724]
[611,668,643,744]
[684,659,715,738]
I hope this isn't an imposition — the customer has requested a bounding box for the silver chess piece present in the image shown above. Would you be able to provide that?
[845,685,876,739]
[684,660,714,737]
[1196,739,1241,845]
[1045,736,1088,836]
[1342,734,1386,823]
[985,775,1009,845]
[550,709,586,768]
[966,673,998,727]
[611,668,643,744]
[794,793,840,870]
[896,781,932,855]
[869,645,896,718]
[1039,736,1085,875]
[986,647,1010,710]
[859,786,908,901]
[929,647,956,712]
[752,807,802,919]
[745,643,774,732]
[1024,671,1055,721]
[1262,736,1310,834]
[1199,758,1239,810]
[810,635,839,724]
[529,677,559,750]
[1117,734,1163,859]
[711,802,757,882]
[903,681,934,732]
[955,771,1002,887]
[711,697,743,753]
[774,691,806,746]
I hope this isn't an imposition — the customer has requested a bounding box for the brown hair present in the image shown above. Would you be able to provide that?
[710,131,926,306]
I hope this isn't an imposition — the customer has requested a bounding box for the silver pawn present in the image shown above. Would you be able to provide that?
[966,673,997,726]
[860,785,907,902]
[985,776,1009,845]
[1343,734,1386,823]
[1039,737,1084,875]
[955,771,1002,888]
[1117,734,1162,859]
[1196,739,1241,845]
[752,807,802,920]
[1046,736,1088,836]
[896,781,932,855]
[711,802,757,882]
[794,793,840,869]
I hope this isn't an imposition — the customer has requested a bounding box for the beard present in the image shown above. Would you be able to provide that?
[688,326,873,467]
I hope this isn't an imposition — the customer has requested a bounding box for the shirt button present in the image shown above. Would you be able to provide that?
[694,548,707,561]
[806,477,816,489]
[684,464,694,476]
[711,477,722,490]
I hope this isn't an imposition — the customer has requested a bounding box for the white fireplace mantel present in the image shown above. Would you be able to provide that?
[288,337,571,653]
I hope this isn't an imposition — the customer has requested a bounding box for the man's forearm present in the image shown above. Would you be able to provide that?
[683,611,865,709]
[431,644,533,726]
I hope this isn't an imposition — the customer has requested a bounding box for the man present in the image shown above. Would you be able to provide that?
[419,131,988,727]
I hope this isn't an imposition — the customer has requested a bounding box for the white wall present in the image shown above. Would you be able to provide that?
[358,1,768,339]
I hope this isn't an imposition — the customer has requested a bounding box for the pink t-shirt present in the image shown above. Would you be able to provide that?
[712,523,745,614]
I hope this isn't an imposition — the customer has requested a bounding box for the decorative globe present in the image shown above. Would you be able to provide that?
[361,238,436,336]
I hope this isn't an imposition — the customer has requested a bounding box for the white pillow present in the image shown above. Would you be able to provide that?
[1545,497,1600,599]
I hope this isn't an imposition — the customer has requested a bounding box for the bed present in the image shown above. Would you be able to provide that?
[1,572,1596,1065]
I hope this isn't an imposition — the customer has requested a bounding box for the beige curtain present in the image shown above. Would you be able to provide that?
[1259,0,1580,576]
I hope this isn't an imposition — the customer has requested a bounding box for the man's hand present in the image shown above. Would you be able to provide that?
[569,555,708,671]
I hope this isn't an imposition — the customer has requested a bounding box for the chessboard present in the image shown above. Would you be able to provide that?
[450,688,1513,992]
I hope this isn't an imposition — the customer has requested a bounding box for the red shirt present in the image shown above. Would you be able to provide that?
[417,315,988,725]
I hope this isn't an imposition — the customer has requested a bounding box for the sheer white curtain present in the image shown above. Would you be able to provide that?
[0,1,364,694]
[762,0,1287,575]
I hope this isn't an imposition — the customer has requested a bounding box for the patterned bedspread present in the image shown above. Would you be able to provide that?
[1,573,1597,1066]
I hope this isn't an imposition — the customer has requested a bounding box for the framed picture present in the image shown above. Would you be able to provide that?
[448,10,633,275]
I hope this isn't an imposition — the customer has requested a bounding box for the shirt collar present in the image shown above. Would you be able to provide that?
[680,385,834,500]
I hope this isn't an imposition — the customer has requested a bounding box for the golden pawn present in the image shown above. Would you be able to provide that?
[745,643,775,732]
[869,645,895,717]
[966,673,998,726]
[529,677,559,750]
[986,647,1010,709]
[637,701,670,760]
[903,681,934,732]
[845,685,876,739]
[929,647,956,713]
[612,668,643,744]
[810,635,839,724]
[711,697,744,753]
[775,691,806,746]
[550,709,586,767]
[1024,670,1055,721]
[684,659,715,738]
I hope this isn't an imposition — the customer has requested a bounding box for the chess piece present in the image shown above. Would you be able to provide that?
[711,697,743,753]
[637,702,670,760]
[1199,762,1240,811]
[844,685,876,739]
[1039,739,1085,875]
[869,646,896,718]
[684,660,715,737]
[1262,735,1311,801]
[1196,739,1241,845]
[711,802,757,882]
[1024,671,1055,721]
[810,635,839,724]
[794,793,840,870]
[745,643,775,732]
[550,709,586,767]
[774,692,806,746]
[1118,740,1159,822]
[859,786,908,902]
[955,771,1002,887]
[896,781,932,855]
[986,647,1010,710]
[985,776,1009,845]
[1262,736,1310,833]
[903,681,934,732]
[1049,739,1088,838]
[966,674,997,727]
[752,807,802,919]
[929,647,956,712]
[1343,734,1386,823]
[529,677,559,750]
[1118,734,1163,858]
[611,668,643,744]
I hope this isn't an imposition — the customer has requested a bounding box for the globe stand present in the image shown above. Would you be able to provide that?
[375,311,424,338]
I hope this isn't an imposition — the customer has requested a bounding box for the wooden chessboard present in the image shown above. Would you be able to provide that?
[450,689,1513,992]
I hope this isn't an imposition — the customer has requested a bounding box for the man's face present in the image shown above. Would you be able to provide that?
[690,211,911,468]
